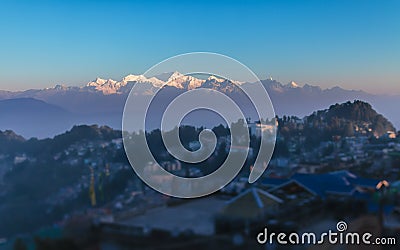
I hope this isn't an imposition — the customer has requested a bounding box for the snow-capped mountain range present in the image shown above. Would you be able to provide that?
[0,71,347,97]
[0,72,399,138]
[84,72,242,94]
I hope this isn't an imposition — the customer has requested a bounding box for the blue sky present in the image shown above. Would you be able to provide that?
[0,0,399,94]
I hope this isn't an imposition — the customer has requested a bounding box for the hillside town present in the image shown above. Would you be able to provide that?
[0,101,400,249]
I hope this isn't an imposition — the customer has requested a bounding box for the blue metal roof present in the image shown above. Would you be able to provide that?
[292,173,355,198]
[265,170,382,200]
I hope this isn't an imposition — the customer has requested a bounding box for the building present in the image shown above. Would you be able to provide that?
[215,188,283,235]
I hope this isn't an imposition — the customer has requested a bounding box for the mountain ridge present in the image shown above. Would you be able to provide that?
[0,73,399,138]
[1,100,395,143]
[0,73,369,96]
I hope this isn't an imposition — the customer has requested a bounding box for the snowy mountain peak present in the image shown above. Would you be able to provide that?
[53,84,68,91]
[122,74,146,83]
[122,74,163,87]
[91,78,107,85]
[166,71,185,82]
[207,75,225,82]
[155,72,204,89]
[287,81,300,88]
[86,78,120,94]
[87,78,117,87]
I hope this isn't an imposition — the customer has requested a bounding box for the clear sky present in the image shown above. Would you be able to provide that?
[0,0,399,94]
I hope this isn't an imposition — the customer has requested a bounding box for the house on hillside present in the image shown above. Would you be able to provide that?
[215,188,282,235]
[268,171,383,201]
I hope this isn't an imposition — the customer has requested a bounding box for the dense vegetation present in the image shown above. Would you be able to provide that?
[278,100,396,149]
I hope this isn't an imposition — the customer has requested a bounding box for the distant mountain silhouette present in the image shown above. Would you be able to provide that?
[0,74,399,137]
[0,98,68,114]
[0,98,124,138]
[0,98,75,138]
